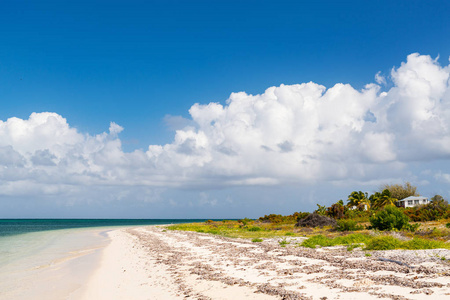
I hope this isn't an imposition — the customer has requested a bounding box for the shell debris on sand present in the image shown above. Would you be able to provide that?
[117,226,450,299]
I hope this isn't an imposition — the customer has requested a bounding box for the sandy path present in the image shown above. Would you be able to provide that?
[81,226,450,300]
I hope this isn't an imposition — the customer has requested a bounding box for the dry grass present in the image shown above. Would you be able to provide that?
[167,220,368,239]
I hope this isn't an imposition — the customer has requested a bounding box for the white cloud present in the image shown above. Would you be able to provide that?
[435,171,450,183]
[1,53,450,200]
[375,71,386,85]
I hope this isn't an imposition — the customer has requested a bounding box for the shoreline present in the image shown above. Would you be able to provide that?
[81,226,450,299]
[0,227,111,300]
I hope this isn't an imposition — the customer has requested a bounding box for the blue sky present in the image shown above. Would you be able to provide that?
[1,0,450,218]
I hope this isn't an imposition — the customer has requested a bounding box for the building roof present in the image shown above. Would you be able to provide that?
[398,196,428,202]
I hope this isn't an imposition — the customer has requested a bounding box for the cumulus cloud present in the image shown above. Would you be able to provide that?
[375,71,386,85]
[1,53,450,199]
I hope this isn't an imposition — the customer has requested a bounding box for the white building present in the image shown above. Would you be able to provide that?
[397,196,429,208]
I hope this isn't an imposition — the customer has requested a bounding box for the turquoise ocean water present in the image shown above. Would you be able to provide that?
[0,219,208,300]
[0,218,207,237]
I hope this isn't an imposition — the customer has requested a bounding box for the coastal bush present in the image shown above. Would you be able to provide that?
[342,209,370,223]
[364,236,450,250]
[303,233,450,250]
[403,222,420,232]
[258,212,309,224]
[327,202,345,219]
[301,235,333,248]
[364,236,401,250]
[332,233,371,245]
[301,233,370,248]
[335,219,363,231]
[414,227,449,240]
[369,205,410,231]
[381,182,417,201]
[315,204,328,216]
[248,226,263,231]
[402,237,448,250]
[238,218,253,226]
[278,238,291,247]
[403,195,450,222]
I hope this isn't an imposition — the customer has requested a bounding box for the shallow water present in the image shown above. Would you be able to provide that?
[0,219,207,299]
[0,228,110,300]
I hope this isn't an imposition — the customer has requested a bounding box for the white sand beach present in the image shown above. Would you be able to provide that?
[80,226,450,300]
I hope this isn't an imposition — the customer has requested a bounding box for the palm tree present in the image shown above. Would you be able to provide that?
[371,189,397,209]
[347,191,370,210]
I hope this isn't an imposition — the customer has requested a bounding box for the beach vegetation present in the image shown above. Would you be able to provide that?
[369,205,411,231]
[301,233,370,249]
[248,226,263,231]
[278,238,290,247]
[167,185,450,250]
[364,235,450,250]
[381,182,418,200]
[370,189,398,210]
[238,218,252,227]
[327,201,345,219]
[258,212,309,224]
[301,233,450,250]
[347,191,370,210]
[335,219,363,231]
[315,204,328,215]
[403,195,450,222]
[167,220,302,239]
[364,235,402,250]
[252,238,263,242]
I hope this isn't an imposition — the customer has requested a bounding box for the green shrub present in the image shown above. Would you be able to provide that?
[238,218,252,226]
[446,223,450,229]
[343,209,370,222]
[335,219,363,231]
[402,238,448,250]
[304,233,450,250]
[403,222,420,232]
[301,235,333,248]
[369,205,410,231]
[332,233,371,245]
[364,235,450,250]
[252,238,263,242]
[364,235,402,250]
[301,233,370,248]
[327,202,345,219]
[258,212,309,224]
[278,238,291,247]
[403,195,450,222]
[248,226,262,232]
[285,232,294,236]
